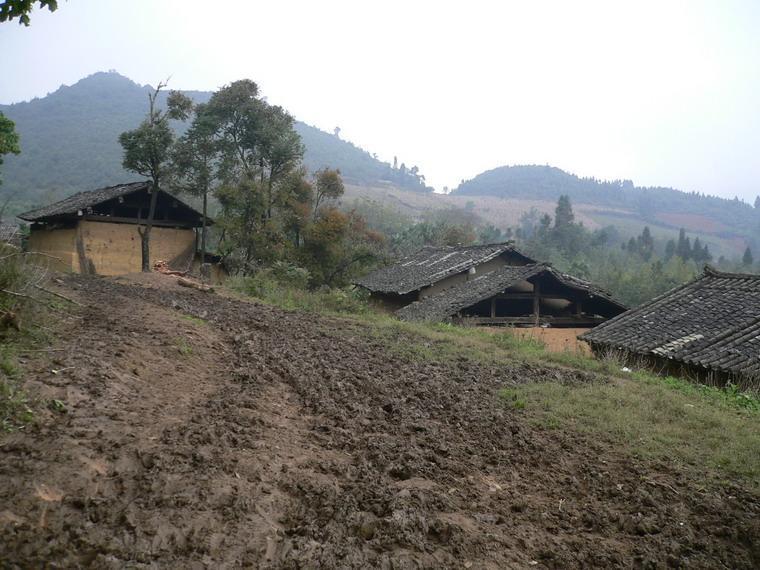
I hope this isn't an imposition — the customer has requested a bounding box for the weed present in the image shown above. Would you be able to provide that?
[180,314,207,326]
[499,388,526,409]
[48,399,67,414]
[0,347,34,431]
[174,337,193,356]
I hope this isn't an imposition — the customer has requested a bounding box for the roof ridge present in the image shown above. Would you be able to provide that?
[580,272,709,340]
[703,264,760,280]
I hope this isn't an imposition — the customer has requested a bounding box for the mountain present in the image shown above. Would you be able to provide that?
[454,165,760,256]
[0,71,430,213]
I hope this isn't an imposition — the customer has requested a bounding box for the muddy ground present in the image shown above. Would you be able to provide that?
[1,274,758,569]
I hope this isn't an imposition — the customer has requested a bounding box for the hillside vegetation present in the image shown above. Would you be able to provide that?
[0,71,429,214]
[455,165,760,256]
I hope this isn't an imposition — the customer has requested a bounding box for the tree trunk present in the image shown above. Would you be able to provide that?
[200,190,209,282]
[140,177,160,272]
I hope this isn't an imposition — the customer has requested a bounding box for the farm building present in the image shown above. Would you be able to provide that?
[581,266,760,386]
[355,242,626,327]
[18,181,220,278]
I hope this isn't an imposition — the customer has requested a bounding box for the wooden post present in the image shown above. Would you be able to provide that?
[490,297,496,318]
[533,281,540,326]
[575,300,583,317]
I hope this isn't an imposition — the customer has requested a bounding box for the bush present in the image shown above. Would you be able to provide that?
[229,265,369,315]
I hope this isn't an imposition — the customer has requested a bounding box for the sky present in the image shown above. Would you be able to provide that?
[2,0,760,199]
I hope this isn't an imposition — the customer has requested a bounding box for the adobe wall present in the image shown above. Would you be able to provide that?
[27,227,78,272]
[28,221,196,275]
[77,220,195,275]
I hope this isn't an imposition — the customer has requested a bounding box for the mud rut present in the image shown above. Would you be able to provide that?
[1,275,758,569]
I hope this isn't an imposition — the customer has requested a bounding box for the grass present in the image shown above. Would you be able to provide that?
[174,337,193,356]
[0,345,35,432]
[500,374,760,488]
[180,314,207,326]
[227,278,760,489]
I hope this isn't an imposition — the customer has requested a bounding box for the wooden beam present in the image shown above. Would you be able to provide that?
[533,281,540,326]
[82,215,200,228]
[493,293,581,301]
[453,316,606,327]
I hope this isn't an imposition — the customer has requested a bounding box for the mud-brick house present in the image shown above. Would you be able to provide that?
[355,242,626,327]
[582,266,760,386]
[18,181,216,276]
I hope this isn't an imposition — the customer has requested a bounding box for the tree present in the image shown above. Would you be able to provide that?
[0,112,20,183]
[676,228,691,260]
[554,195,575,229]
[755,196,760,209]
[312,168,344,216]
[301,206,384,287]
[743,246,753,266]
[170,103,218,276]
[0,112,21,221]
[119,82,192,271]
[664,239,676,261]
[258,104,304,221]
[638,226,654,260]
[0,0,57,25]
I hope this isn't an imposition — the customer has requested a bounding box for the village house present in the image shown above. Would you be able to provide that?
[18,181,223,279]
[356,242,626,327]
[581,266,760,386]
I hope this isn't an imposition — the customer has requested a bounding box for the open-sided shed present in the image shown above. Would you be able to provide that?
[18,182,211,275]
[356,243,626,327]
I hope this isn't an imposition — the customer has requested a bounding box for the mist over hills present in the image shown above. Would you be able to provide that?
[0,71,430,211]
[1,71,758,256]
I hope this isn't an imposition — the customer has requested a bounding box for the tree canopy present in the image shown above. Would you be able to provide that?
[0,0,57,25]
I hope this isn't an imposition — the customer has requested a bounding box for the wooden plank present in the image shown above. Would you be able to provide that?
[454,316,606,327]
[82,215,199,228]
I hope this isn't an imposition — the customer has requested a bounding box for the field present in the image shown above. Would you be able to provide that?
[343,184,748,258]
[0,274,758,568]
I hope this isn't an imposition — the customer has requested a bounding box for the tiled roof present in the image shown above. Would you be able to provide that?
[396,263,626,322]
[18,182,150,221]
[355,242,536,294]
[581,266,760,377]
[18,182,208,224]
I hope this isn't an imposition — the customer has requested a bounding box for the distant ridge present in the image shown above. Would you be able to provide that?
[0,71,431,212]
[454,164,759,245]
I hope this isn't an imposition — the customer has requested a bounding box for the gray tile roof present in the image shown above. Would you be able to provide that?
[581,266,760,377]
[396,263,625,322]
[355,242,536,294]
[396,264,544,321]
[18,182,150,221]
[17,182,208,225]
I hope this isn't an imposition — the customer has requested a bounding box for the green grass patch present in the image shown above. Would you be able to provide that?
[174,337,193,356]
[180,313,207,326]
[0,345,35,432]
[228,273,370,316]
[500,376,760,488]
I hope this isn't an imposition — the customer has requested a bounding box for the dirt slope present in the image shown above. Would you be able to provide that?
[1,275,758,568]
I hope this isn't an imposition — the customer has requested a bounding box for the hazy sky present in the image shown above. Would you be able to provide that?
[2,0,760,199]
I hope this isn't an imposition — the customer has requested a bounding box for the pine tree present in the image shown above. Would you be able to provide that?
[639,226,654,260]
[743,246,753,266]
[554,195,575,229]
[664,239,676,260]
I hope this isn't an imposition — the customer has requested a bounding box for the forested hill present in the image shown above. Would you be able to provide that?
[0,71,430,211]
[455,165,760,246]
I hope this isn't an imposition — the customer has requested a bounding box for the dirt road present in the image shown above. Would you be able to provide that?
[1,275,758,568]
